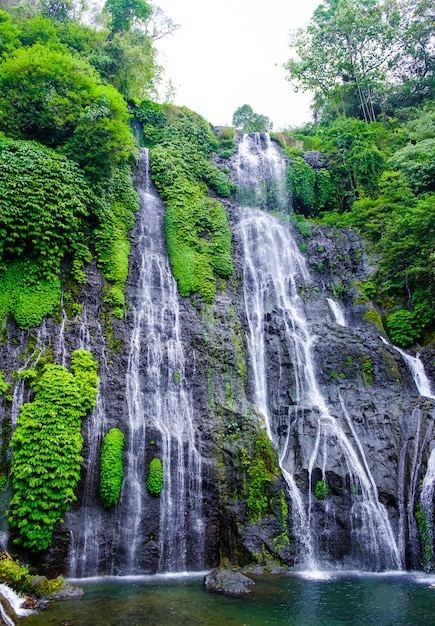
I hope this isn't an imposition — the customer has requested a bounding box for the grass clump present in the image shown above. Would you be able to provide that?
[100,427,125,507]
[242,429,280,522]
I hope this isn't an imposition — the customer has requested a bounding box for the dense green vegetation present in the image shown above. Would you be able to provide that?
[100,427,125,507]
[137,100,234,302]
[146,457,163,495]
[8,350,99,551]
[0,1,168,325]
[282,0,435,346]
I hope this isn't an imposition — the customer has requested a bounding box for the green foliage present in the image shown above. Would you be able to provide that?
[232,104,273,133]
[149,105,234,302]
[100,428,125,507]
[93,164,139,315]
[0,553,64,595]
[0,554,30,593]
[104,0,152,35]
[0,371,10,395]
[243,430,280,523]
[415,504,432,570]
[135,99,167,146]
[388,138,435,194]
[286,157,315,215]
[0,139,93,277]
[8,350,99,551]
[0,43,136,180]
[0,10,20,56]
[361,355,374,385]
[0,260,61,329]
[385,309,422,347]
[315,480,331,500]
[285,0,432,123]
[217,126,236,158]
[146,457,163,495]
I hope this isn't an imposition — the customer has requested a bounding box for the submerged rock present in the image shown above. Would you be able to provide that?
[204,568,255,596]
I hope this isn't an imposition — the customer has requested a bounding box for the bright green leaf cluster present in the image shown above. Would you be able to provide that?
[8,350,99,552]
[100,428,125,508]
[146,457,163,495]
[315,480,331,500]
[141,103,234,303]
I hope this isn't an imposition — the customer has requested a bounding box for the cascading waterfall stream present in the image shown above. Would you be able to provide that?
[122,148,204,573]
[380,336,435,567]
[233,133,401,570]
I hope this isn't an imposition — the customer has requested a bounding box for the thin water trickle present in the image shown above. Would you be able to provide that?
[326,297,346,327]
[233,133,400,570]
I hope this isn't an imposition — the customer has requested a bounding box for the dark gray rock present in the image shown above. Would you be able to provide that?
[204,568,255,595]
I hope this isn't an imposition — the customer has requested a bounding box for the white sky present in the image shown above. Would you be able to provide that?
[154,0,321,130]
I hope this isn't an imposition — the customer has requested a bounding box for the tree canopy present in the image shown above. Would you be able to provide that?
[285,0,435,121]
[232,104,273,133]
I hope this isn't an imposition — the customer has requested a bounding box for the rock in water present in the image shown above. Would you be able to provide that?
[204,569,255,596]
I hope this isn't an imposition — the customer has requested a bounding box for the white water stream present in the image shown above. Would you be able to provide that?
[234,133,401,570]
[122,149,204,573]
[380,335,435,567]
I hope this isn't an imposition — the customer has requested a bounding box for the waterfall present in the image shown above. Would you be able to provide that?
[234,133,289,212]
[122,149,204,573]
[67,149,205,575]
[381,336,435,568]
[233,133,400,570]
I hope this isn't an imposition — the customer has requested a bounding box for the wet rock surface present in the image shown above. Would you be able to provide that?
[204,568,255,595]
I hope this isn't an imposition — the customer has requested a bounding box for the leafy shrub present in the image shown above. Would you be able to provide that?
[315,480,331,499]
[385,309,421,347]
[286,157,316,216]
[389,138,435,193]
[146,457,163,495]
[8,350,99,551]
[100,428,125,507]
[217,126,236,158]
[0,260,61,329]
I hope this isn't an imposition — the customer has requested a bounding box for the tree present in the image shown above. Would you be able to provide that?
[0,43,136,178]
[232,104,273,133]
[104,0,152,35]
[284,0,403,122]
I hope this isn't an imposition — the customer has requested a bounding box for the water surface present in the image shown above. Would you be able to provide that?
[18,571,435,626]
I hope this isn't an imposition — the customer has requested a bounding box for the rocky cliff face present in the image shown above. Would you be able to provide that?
[0,135,434,576]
